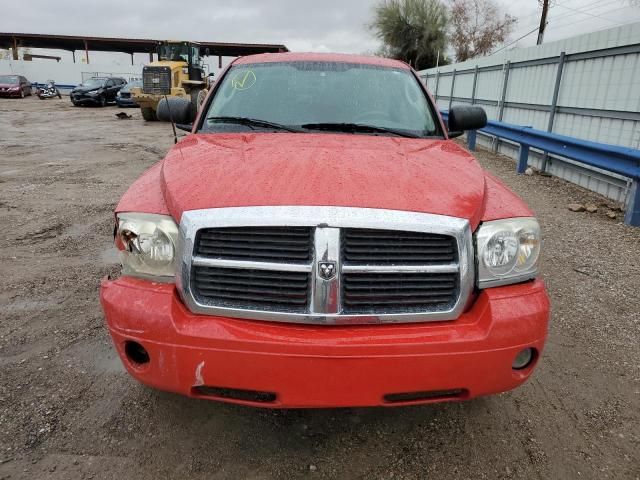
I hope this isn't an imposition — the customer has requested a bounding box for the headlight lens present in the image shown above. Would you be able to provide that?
[114,213,179,281]
[476,217,541,288]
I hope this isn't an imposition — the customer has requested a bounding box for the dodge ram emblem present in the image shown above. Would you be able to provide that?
[318,261,337,280]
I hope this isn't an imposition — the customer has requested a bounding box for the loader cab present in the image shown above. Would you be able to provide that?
[157,41,204,82]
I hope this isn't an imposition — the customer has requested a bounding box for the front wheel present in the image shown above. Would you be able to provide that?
[99,95,107,107]
[141,107,157,121]
[57,90,62,99]
[20,89,25,98]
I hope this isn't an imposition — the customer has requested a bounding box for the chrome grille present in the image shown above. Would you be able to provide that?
[142,66,171,95]
[196,227,313,263]
[342,228,457,264]
[193,266,309,312]
[178,207,474,325]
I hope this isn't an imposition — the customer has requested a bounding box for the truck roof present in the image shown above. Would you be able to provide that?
[233,52,411,70]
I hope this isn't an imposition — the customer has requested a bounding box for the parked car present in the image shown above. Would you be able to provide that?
[101,53,550,408]
[116,80,142,108]
[0,75,32,98]
[70,77,126,106]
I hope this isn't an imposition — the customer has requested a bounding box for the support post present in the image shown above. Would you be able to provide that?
[517,144,530,174]
[541,51,566,172]
[624,179,640,226]
[494,61,511,153]
[72,51,76,63]
[448,69,457,112]
[84,40,89,64]
[219,55,222,69]
[131,53,134,65]
[467,130,477,151]
[12,36,18,60]
[471,65,479,105]
[498,61,510,121]
[149,52,153,63]
[434,70,440,99]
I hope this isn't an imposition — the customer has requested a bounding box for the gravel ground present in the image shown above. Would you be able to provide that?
[0,97,639,480]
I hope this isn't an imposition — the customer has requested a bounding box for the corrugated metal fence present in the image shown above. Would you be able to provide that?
[419,23,640,203]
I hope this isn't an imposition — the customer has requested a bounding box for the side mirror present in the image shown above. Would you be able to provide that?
[448,106,487,138]
[157,97,192,124]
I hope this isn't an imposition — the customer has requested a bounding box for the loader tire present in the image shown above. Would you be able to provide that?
[189,88,205,121]
[141,107,157,121]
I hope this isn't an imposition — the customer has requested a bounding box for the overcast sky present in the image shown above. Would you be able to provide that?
[1,0,639,65]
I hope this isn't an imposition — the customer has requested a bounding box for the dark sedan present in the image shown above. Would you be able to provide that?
[71,77,126,106]
[116,80,142,107]
[0,75,32,98]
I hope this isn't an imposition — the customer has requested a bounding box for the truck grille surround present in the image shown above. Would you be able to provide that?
[178,207,474,325]
[142,66,171,95]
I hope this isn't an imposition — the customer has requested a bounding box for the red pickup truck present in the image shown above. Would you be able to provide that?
[101,52,549,408]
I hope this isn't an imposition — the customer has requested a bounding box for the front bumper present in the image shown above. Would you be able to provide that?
[71,93,101,104]
[0,89,22,97]
[101,277,549,408]
[116,97,138,107]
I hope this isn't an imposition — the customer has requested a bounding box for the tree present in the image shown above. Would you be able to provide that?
[370,0,449,70]
[449,0,516,62]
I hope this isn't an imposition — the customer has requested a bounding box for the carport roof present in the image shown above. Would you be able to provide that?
[0,32,288,57]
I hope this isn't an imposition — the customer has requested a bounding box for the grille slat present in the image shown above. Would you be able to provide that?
[196,227,313,263]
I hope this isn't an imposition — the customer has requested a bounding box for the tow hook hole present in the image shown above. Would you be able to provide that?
[124,341,150,365]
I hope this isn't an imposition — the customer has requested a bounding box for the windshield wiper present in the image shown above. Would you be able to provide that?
[206,116,303,133]
[300,122,422,139]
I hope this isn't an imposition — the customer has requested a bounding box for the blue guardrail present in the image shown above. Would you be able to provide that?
[440,111,640,227]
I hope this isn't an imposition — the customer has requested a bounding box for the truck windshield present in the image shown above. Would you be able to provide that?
[81,78,106,88]
[203,62,440,138]
[159,44,189,62]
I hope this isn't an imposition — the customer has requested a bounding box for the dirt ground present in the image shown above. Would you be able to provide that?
[0,97,638,480]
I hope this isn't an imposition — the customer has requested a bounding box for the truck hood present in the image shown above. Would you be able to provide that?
[161,133,487,228]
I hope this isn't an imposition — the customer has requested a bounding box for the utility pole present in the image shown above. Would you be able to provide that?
[537,0,550,45]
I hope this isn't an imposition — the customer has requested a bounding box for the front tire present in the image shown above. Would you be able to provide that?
[99,95,107,107]
[20,89,25,98]
[141,107,157,121]
[189,88,204,121]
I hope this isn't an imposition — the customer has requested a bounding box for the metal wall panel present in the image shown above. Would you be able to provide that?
[418,23,640,203]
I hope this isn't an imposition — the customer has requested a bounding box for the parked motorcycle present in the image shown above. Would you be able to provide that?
[36,80,62,100]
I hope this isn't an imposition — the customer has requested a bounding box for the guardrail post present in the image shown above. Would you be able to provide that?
[434,70,440,100]
[467,130,477,151]
[542,52,566,172]
[517,144,530,174]
[448,69,457,112]
[625,180,640,226]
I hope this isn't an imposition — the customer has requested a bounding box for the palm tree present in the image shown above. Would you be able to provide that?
[370,0,448,70]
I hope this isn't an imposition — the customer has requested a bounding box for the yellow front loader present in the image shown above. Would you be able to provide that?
[131,41,209,121]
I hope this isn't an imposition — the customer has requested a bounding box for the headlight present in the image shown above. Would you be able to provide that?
[116,91,121,97]
[114,212,179,281]
[87,90,100,96]
[476,217,541,288]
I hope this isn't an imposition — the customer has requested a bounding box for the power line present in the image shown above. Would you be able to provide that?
[554,3,626,25]
[509,0,620,37]
[491,26,542,55]
[549,4,636,29]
